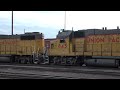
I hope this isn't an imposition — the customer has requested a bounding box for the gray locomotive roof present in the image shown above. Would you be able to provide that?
[77,29,120,36]
[0,32,43,39]
[21,32,43,39]
[57,30,72,39]
[0,35,20,39]
[56,28,120,39]
[94,29,120,35]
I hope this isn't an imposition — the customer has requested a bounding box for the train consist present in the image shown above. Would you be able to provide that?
[1,27,120,67]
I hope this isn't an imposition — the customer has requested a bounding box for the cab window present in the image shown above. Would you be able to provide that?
[51,44,54,49]
[60,39,65,43]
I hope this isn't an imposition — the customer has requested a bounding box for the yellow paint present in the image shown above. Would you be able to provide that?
[0,37,44,55]
[2,33,120,57]
[49,37,74,56]
[85,34,120,56]
[74,38,85,54]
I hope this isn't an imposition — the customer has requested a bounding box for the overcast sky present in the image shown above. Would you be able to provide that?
[0,11,120,38]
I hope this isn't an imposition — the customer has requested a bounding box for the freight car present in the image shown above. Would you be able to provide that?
[46,27,120,67]
[0,32,48,64]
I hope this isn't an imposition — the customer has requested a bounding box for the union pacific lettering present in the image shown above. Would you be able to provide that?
[87,37,105,43]
[87,34,120,43]
[108,35,120,42]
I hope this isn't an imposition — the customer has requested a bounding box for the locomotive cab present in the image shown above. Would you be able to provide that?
[49,29,78,65]
[50,30,72,56]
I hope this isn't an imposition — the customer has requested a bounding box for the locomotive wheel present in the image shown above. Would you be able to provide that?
[66,58,72,65]
[18,59,21,64]
[53,57,58,65]
[19,58,27,64]
[10,56,15,63]
[79,63,84,66]
[61,57,67,65]
[33,61,38,64]
[65,57,77,66]
[72,58,77,65]
[75,57,84,66]
[24,59,28,64]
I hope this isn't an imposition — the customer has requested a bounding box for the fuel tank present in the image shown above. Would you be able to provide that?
[0,57,11,63]
[84,59,119,68]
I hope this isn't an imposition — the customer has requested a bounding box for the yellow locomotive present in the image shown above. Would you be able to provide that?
[46,28,120,67]
[0,32,48,64]
[46,29,84,66]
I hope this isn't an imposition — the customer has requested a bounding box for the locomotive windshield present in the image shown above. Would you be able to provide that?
[60,39,65,43]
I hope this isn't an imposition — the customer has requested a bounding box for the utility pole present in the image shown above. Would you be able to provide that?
[24,29,25,34]
[12,11,13,35]
[64,11,66,30]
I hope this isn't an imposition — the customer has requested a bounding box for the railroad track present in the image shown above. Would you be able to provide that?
[0,63,119,70]
[0,64,120,78]
[0,71,83,79]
